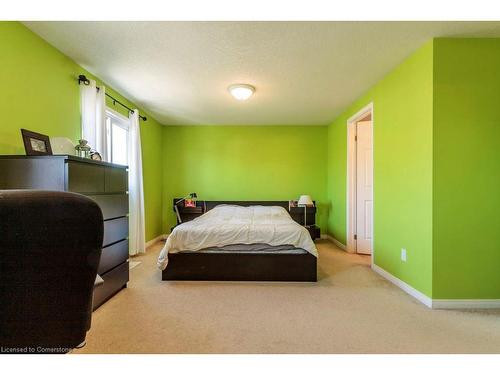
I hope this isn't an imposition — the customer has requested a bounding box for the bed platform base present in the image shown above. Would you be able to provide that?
[162,252,317,282]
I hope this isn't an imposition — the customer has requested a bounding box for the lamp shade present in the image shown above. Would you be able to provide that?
[298,195,313,206]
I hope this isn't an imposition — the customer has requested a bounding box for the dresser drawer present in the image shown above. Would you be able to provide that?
[99,239,129,274]
[88,194,129,220]
[105,167,128,193]
[67,161,105,193]
[93,261,129,310]
[0,158,66,190]
[103,217,128,246]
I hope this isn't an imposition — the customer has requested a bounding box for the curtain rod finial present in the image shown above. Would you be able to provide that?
[78,74,90,85]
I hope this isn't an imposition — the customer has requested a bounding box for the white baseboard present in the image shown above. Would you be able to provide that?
[432,299,500,309]
[372,264,500,309]
[145,234,168,249]
[321,234,347,251]
[371,264,433,308]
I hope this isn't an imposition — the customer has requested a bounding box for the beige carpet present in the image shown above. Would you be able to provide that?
[76,240,500,354]
[129,261,141,270]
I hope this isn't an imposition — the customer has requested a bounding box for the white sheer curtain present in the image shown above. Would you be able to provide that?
[128,110,146,255]
[80,79,107,159]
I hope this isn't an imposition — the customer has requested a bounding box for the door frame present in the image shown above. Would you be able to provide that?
[346,102,374,260]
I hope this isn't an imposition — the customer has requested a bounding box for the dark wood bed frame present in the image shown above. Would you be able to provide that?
[162,200,317,282]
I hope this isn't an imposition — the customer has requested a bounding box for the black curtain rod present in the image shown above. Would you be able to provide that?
[78,75,147,121]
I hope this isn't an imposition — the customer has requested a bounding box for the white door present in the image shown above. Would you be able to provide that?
[355,120,373,254]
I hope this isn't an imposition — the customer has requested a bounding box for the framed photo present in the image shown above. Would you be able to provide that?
[21,129,53,156]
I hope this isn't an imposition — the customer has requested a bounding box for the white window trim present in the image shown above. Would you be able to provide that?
[106,107,130,128]
[106,107,130,165]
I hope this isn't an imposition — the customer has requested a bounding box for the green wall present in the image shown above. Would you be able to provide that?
[0,22,164,241]
[162,126,328,232]
[328,38,500,300]
[327,41,434,297]
[432,39,500,299]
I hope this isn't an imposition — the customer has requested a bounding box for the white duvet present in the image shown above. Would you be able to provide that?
[157,205,317,270]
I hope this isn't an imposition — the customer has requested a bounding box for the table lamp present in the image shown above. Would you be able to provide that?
[298,195,314,227]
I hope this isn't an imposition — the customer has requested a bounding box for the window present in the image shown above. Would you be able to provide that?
[105,109,129,165]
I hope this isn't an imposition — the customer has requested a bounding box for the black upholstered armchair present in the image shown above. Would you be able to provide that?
[0,190,103,353]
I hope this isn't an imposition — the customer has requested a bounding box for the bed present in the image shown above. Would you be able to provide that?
[158,203,318,282]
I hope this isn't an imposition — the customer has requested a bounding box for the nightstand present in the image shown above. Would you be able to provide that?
[173,199,205,225]
[289,206,317,226]
[306,225,321,241]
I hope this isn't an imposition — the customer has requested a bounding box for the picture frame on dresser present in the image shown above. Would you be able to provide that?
[21,129,53,156]
[0,154,129,310]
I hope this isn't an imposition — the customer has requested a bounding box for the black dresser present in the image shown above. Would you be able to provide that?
[0,155,129,310]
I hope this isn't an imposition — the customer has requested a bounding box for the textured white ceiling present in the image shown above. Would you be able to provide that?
[24,21,500,126]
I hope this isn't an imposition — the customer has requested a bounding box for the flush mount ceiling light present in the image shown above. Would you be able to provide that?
[228,84,255,101]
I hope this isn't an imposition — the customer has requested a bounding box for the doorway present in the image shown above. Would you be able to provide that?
[347,103,373,256]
